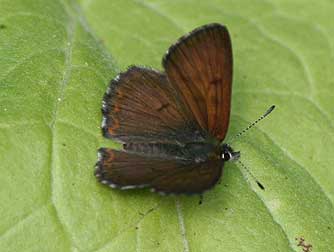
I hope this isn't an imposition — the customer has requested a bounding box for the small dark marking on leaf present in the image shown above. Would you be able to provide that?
[198,194,203,205]
[257,181,265,190]
[0,24,6,29]
[138,206,156,217]
[145,207,155,215]
[296,237,313,252]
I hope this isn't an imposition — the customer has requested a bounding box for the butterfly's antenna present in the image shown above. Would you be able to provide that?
[237,159,265,190]
[228,105,275,143]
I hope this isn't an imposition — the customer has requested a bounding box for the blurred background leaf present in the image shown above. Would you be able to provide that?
[0,0,333,251]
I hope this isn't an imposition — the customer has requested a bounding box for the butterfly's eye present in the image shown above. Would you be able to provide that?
[222,150,240,162]
[222,151,232,161]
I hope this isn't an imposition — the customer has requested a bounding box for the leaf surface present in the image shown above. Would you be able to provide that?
[1,0,333,251]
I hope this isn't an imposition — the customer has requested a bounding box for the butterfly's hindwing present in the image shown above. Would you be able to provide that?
[95,146,223,194]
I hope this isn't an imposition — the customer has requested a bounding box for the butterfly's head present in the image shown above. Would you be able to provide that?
[221,144,240,161]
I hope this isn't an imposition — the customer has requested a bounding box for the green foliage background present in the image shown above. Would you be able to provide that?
[0,0,333,251]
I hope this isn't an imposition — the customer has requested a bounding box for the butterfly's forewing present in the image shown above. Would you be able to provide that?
[95,148,222,194]
[102,66,204,144]
[163,23,233,140]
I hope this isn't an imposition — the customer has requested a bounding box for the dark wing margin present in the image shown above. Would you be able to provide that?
[102,66,205,144]
[95,148,223,194]
[163,23,233,141]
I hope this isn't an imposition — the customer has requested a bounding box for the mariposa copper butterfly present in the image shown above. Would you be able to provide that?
[95,23,270,194]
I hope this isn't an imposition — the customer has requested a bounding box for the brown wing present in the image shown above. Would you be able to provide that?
[151,158,222,194]
[95,148,222,194]
[102,66,205,144]
[163,23,233,141]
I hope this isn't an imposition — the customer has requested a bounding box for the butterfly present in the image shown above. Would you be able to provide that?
[95,23,241,195]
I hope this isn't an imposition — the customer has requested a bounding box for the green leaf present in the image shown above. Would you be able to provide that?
[1,0,333,251]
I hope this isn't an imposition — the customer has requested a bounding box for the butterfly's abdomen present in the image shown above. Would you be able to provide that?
[124,143,188,159]
[124,142,219,162]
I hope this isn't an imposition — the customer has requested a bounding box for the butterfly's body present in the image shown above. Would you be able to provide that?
[124,141,220,162]
[96,23,237,194]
